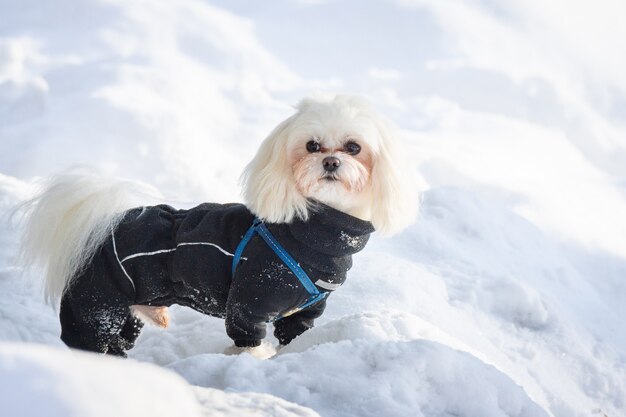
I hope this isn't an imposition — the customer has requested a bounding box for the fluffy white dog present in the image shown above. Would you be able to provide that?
[21,94,417,358]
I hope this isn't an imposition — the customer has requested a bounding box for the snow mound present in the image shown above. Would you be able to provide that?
[285,311,425,348]
[281,311,471,356]
[192,387,320,417]
[170,317,547,417]
[0,342,318,417]
[0,342,202,417]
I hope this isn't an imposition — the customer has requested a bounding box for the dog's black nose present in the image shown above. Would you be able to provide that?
[323,156,341,172]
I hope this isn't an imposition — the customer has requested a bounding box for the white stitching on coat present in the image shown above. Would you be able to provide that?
[120,242,245,264]
[111,230,136,291]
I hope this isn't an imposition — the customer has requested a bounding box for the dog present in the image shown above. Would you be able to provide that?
[20,94,417,357]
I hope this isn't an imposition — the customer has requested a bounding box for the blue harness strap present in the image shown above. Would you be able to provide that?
[231,219,328,320]
[231,219,261,277]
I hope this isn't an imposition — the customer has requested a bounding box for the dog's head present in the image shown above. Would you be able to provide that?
[242,94,416,235]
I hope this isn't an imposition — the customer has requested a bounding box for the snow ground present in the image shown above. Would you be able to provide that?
[2,0,626,416]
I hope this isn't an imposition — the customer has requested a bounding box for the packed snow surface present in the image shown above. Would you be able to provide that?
[2,0,626,416]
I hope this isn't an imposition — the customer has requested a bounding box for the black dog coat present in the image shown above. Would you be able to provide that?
[59,202,374,355]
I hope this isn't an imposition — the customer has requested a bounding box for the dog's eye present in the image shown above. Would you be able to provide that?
[306,140,321,153]
[344,141,361,155]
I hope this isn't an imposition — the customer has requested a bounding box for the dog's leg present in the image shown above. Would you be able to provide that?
[107,315,144,357]
[59,255,137,355]
[59,293,84,350]
[60,292,131,354]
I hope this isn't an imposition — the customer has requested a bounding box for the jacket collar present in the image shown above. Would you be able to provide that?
[286,201,375,257]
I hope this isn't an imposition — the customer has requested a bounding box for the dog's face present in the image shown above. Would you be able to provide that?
[243,95,416,235]
[287,122,374,217]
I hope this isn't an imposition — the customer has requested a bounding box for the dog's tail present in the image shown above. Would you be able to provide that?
[19,172,153,306]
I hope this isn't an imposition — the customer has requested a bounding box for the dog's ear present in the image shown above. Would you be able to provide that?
[368,117,418,236]
[241,114,310,224]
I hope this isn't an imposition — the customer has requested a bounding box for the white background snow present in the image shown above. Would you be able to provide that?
[1,0,626,416]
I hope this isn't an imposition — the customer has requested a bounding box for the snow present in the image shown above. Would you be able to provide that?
[2,0,626,416]
[172,336,549,417]
[0,343,202,417]
[0,342,317,417]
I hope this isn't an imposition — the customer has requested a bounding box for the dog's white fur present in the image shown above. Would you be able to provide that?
[242,94,416,235]
[20,95,416,333]
[19,173,153,305]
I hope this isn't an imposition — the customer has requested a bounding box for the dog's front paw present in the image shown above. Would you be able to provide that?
[223,342,276,359]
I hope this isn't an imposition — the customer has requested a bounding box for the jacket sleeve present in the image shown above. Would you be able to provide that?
[273,298,327,345]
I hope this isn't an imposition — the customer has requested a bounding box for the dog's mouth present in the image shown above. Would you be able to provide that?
[322,175,339,182]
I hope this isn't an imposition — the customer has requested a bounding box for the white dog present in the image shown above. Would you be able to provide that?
[21,94,416,357]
